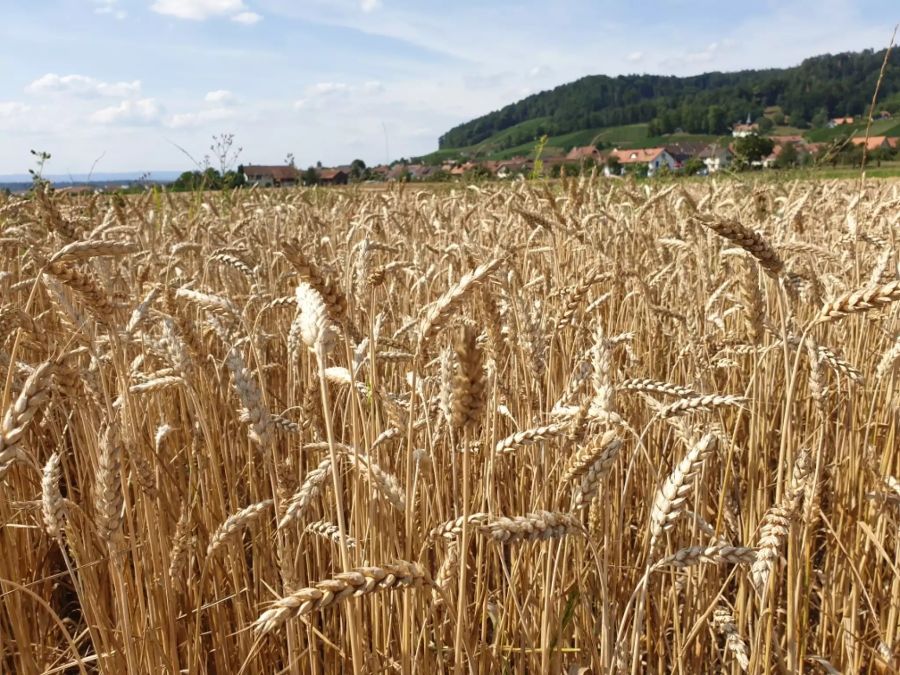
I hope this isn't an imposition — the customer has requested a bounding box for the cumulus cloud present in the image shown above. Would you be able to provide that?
[0,102,30,117]
[205,89,236,104]
[360,0,382,12]
[308,82,350,96]
[26,73,141,98]
[231,11,262,24]
[93,0,127,19]
[294,80,385,109]
[90,98,162,125]
[167,107,235,128]
[360,80,384,94]
[670,39,735,66]
[626,51,644,63]
[151,0,247,20]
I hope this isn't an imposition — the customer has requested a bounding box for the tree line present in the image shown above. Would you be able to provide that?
[439,49,899,149]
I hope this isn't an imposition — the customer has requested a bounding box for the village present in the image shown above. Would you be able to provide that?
[239,114,898,187]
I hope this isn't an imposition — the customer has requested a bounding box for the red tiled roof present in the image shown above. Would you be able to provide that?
[851,136,896,151]
[610,147,665,164]
[242,165,300,181]
[565,145,603,161]
[318,168,348,180]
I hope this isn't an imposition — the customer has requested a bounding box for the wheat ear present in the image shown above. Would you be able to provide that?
[306,520,358,548]
[477,511,584,543]
[712,607,750,671]
[253,560,430,633]
[649,433,717,556]
[696,217,784,276]
[278,458,332,534]
[652,545,757,570]
[750,449,813,594]
[0,362,55,481]
[207,500,274,558]
[94,425,123,543]
[817,279,900,322]
[417,258,501,349]
[661,395,746,418]
[41,452,66,539]
[295,281,338,354]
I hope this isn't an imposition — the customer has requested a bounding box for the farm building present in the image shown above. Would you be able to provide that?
[318,168,349,185]
[241,165,300,187]
[608,147,676,176]
[699,144,733,173]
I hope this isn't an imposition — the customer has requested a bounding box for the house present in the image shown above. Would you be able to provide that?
[732,123,759,138]
[664,141,709,168]
[318,168,349,185]
[565,145,604,163]
[541,156,571,173]
[608,147,676,176]
[241,165,300,187]
[450,161,477,177]
[699,144,733,173]
[388,164,423,181]
[761,137,809,167]
[762,144,789,168]
[406,164,439,180]
[827,116,855,128]
[495,157,532,178]
[850,136,897,152]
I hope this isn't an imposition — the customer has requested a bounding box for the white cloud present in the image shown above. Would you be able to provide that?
[309,82,350,96]
[151,0,246,20]
[26,73,141,98]
[231,11,262,24]
[360,0,381,12]
[167,107,235,128]
[626,51,643,63]
[90,98,162,125]
[361,80,384,94]
[0,102,30,117]
[205,89,236,104]
[93,0,126,19]
[685,42,719,64]
[295,81,384,109]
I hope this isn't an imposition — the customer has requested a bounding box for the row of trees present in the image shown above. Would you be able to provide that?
[440,49,899,149]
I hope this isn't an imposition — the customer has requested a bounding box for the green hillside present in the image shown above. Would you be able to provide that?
[436,48,900,157]
[805,118,899,142]
[417,123,721,164]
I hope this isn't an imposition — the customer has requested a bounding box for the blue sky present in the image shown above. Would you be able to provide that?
[0,0,895,175]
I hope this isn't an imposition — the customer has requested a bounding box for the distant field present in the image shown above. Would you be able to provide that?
[804,118,899,142]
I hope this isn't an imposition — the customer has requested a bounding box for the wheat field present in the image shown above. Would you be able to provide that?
[1,177,899,673]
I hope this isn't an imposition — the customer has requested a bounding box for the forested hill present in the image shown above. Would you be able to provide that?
[439,49,899,149]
